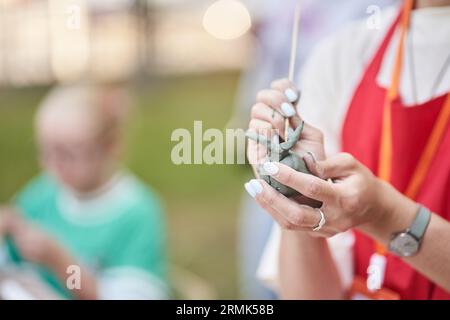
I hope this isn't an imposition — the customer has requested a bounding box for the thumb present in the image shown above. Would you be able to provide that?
[289,116,324,144]
[304,152,357,180]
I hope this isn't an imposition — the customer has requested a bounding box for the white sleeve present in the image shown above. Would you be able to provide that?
[255,225,282,292]
[257,225,355,294]
[298,9,394,156]
[97,267,169,300]
[298,37,344,156]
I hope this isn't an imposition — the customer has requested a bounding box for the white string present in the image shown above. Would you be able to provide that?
[285,0,302,139]
[288,0,302,82]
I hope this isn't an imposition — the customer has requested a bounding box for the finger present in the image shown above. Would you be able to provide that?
[251,103,285,139]
[256,89,297,118]
[268,80,319,142]
[270,78,300,104]
[260,194,336,237]
[263,162,336,203]
[247,119,275,165]
[247,138,268,167]
[245,180,288,226]
[248,118,273,132]
[313,153,358,180]
[248,118,276,148]
[303,152,326,179]
[308,230,337,238]
[252,179,323,229]
[288,117,324,144]
[291,193,323,209]
[251,102,302,140]
[256,196,295,230]
[246,180,337,236]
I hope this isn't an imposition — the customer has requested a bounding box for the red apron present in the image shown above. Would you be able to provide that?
[341,11,450,299]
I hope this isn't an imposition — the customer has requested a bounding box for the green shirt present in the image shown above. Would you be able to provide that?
[6,172,168,299]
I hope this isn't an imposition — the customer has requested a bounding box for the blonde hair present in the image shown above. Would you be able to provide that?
[36,84,130,143]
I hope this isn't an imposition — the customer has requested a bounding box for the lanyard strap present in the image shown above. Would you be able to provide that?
[376,0,450,255]
[378,0,414,183]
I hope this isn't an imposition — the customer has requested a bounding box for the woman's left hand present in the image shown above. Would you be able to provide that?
[246,152,393,238]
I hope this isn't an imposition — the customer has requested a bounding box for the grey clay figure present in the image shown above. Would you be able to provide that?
[246,121,313,198]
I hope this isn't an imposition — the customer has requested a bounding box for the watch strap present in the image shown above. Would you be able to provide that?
[409,205,431,242]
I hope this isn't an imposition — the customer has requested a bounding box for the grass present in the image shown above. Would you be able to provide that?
[0,72,254,299]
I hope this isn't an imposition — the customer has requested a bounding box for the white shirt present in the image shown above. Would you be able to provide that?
[257,5,450,292]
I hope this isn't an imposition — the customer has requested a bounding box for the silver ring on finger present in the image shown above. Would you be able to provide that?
[271,108,276,119]
[312,208,326,232]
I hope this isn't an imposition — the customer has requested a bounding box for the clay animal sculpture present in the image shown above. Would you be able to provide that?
[246,121,314,198]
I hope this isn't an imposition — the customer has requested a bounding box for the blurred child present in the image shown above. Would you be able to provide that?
[0,85,168,299]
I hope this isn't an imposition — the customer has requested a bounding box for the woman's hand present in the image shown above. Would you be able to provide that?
[245,152,403,238]
[247,78,326,168]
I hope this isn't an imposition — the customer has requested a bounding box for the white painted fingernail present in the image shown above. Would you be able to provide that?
[281,102,296,117]
[284,88,298,102]
[244,182,256,198]
[263,162,279,176]
[249,179,263,194]
[307,151,318,163]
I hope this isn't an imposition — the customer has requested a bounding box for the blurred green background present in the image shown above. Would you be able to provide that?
[0,72,253,299]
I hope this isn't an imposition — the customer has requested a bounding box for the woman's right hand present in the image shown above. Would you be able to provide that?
[247,78,326,170]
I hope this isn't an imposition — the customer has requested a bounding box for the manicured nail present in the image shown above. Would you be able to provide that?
[304,151,325,178]
[244,182,256,198]
[281,102,296,117]
[263,162,279,176]
[284,88,298,103]
[307,151,317,163]
[249,179,263,194]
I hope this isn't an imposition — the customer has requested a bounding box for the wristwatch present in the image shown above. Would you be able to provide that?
[389,205,431,257]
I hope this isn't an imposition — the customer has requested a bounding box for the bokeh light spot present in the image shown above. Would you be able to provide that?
[202,0,251,40]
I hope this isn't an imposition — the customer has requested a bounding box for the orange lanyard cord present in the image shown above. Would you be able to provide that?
[405,96,450,198]
[378,0,414,183]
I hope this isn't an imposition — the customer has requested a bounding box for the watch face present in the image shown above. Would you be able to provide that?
[390,233,419,257]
